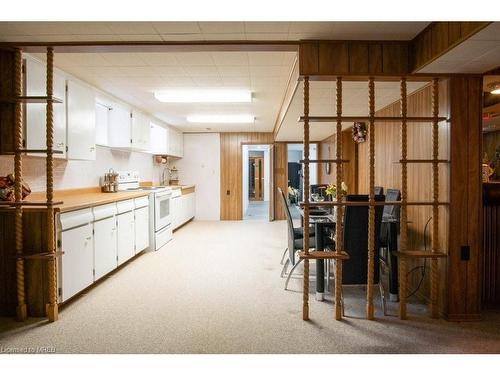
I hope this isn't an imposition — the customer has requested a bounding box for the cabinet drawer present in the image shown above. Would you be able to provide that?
[117,199,135,214]
[134,196,149,209]
[60,208,93,231]
[93,203,117,221]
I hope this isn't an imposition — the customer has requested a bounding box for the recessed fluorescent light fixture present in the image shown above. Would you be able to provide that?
[154,89,252,103]
[187,115,255,123]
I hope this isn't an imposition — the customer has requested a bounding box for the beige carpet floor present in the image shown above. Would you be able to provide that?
[1,220,500,354]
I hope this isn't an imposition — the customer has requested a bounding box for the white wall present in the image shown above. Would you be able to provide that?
[172,133,220,221]
[0,146,162,192]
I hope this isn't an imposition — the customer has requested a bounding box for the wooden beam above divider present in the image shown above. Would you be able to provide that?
[299,41,410,77]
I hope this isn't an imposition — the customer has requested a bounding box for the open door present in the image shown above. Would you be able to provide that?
[269,143,275,221]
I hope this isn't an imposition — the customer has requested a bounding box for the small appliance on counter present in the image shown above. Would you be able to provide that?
[169,166,179,185]
[101,168,119,193]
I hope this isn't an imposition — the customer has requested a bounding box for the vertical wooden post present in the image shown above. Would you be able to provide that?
[334,77,343,320]
[430,78,440,318]
[302,76,310,321]
[399,77,408,319]
[13,48,27,322]
[366,77,375,320]
[45,47,58,322]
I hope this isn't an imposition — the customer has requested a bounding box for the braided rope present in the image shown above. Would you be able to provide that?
[366,77,375,320]
[14,48,27,321]
[335,77,343,320]
[46,47,58,321]
[302,77,310,321]
[430,78,440,318]
[399,77,408,319]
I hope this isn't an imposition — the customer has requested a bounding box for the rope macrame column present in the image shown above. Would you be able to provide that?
[302,76,310,321]
[45,47,58,322]
[366,77,375,320]
[334,76,343,320]
[14,48,27,322]
[430,78,440,319]
[399,78,408,319]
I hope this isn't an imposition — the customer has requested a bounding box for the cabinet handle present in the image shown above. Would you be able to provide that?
[86,236,92,241]
[56,142,64,147]
[90,146,95,151]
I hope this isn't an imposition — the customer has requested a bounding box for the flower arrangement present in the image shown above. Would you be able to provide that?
[352,122,367,143]
[325,182,348,199]
[287,186,299,203]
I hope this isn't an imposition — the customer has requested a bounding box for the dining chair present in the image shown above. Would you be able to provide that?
[374,186,384,196]
[277,187,316,272]
[340,194,386,313]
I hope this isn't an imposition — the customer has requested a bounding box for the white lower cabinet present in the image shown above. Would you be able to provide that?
[134,197,149,252]
[59,208,94,302]
[117,210,136,266]
[93,216,118,280]
[172,191,195,230]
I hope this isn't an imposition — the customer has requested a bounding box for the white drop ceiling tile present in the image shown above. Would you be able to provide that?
[73,34,124,42]
[183,65,220,76]
[198,22,245,34]
[251,76,286,87]
[141,53,179,66]
[153,66,187,76]
[282,52,298,66]
[152,22,201,34]
[118,66,163,77]
[107,22,157,35]
[56,53,109,67]
[192,76,223,86]
[159,34,204,41]
[58,22,113,35]
[0,22,29,35]
[99,53,148,67]
[245,33,289,41]
[244,22,290,33]
[248,52,285,66]
[85,66,129,77]
[202,33,247,41]
[173,52,215,66]
[221,76,251,86]
[162,76,196,86]
[289,22,333,34]
[211,52,249,66]
[0,35,33,42]
[118,34,163,41]
[250,65,289,77]
[16,22,71,35]
[217,65,250,77]
[288,32,333,41]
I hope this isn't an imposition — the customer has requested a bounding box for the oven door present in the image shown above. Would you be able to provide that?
[154,190,172,232]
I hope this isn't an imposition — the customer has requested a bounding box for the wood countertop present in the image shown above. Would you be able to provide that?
[24,188,150,213]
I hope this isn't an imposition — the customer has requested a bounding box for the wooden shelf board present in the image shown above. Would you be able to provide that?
[397,159,450,164]
[11,251,64,260]
[0,95,63,104]
[393,250,447,259]
[0,201,64,207]
[300,201,449,207]
[299,250,350,260]
[300,159,350,163]
[298,116,448,123]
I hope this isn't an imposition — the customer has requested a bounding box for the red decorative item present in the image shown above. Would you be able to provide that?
[352,122,367,143]
[0,174,31,201]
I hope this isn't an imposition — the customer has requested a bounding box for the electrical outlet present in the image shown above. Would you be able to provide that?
[461,245,470,261]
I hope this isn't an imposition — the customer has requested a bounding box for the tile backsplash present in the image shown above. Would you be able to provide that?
[0,146,163,192]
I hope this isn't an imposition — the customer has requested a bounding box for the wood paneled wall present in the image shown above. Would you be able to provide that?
[299,41,409,77]
[357,82,450,312]
[0,49,16,154]
[318,130,358,194]
[410,22,490,72]
[448,77,483,321]
[273,142,288,220]
[220,132,274,220]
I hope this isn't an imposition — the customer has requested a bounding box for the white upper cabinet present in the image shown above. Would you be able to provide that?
[166,127,184,158]
[131,110,151,151]
[24,57,66,158]
[108,102,131,148]
[95,102,110,146]
[66,80,96,160]
[149,123,167,154]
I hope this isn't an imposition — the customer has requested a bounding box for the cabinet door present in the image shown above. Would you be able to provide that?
[108,103,132,148]
[94,217,117,280]
[117,211,135,265]
[61,224,94,301]
[149,123,167,154]
[67,80,96,160]
[131,111,150,151]
[176,131,184,158]
[135,206,149,252]
[95,102,109,146]
[25,58,66,158]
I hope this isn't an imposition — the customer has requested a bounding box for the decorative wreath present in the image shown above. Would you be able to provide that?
[352,122,367,143]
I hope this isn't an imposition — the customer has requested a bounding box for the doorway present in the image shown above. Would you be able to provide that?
[242,144,271,220]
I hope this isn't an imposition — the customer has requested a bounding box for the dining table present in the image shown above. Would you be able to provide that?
[297,205,400,302]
